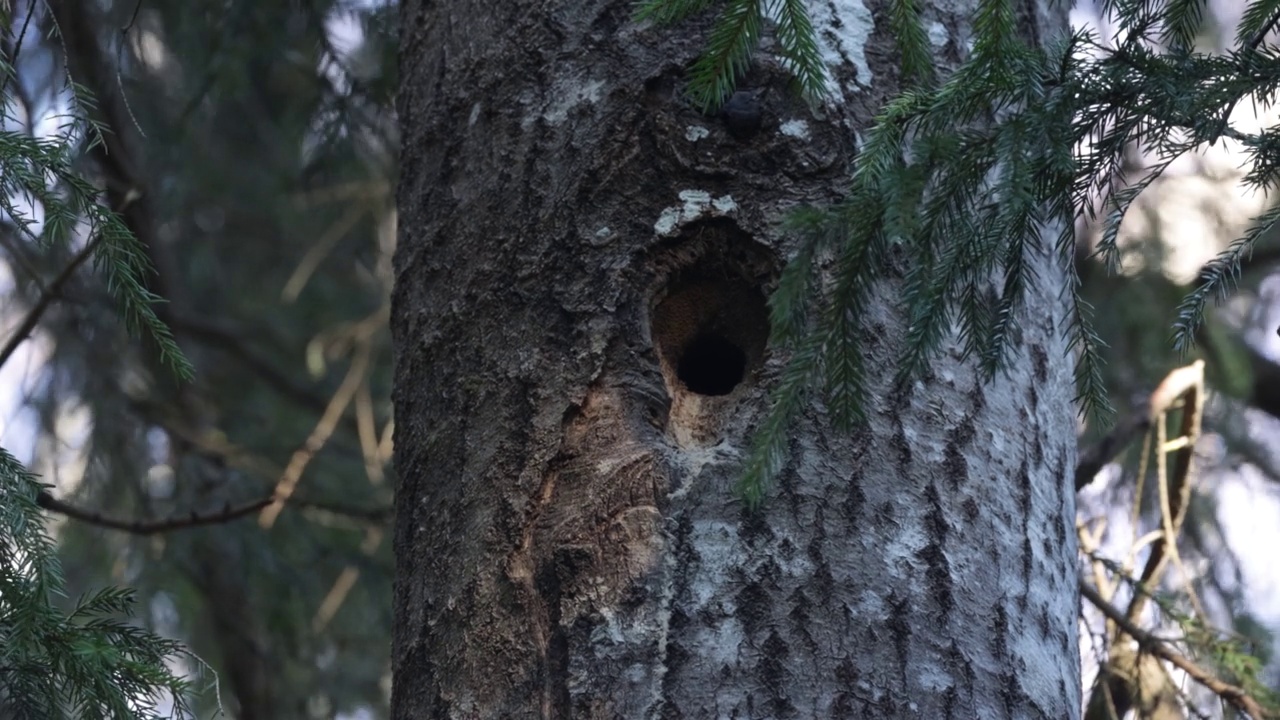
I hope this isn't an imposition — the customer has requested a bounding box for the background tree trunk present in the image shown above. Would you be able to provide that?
[392,0,1080,717]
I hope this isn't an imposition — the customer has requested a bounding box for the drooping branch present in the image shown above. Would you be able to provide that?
[36,490,272,535]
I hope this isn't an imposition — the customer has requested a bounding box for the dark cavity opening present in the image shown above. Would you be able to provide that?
[677,333,747,396]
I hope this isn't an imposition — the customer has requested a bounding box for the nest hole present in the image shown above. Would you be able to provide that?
[652,275,768,398]
[646,226,775,446]
[677,333,747,396]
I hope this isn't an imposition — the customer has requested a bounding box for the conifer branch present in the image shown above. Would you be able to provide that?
[888,0,935,85]
[645,0,1280,503]
[634,0,716,25]
[768,0,828,99]
[0,449,197,716]
[686,0,763,111]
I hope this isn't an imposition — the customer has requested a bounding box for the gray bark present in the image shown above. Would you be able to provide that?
[392,0,1080,717]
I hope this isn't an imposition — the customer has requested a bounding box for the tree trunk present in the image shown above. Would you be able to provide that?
[392,1,1080,718]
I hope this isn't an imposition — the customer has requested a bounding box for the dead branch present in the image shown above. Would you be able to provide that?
[1082,582,1273,719]
[37,491,272,535]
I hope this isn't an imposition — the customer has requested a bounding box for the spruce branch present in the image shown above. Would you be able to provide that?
[1172,203,1280,353]
[0,449,198,718]
[821,210,879,428]
[768,0,828,100]
[644,0,1280,500]
[1218,2,1280,141]
[887,0,935,86]
[767,210,826,346]
[637,0,826,110]
[633,0,717,26]
[1236,0,1280,47]
[1160,0,1207,51]
[1064,245,1114,422]
[687,0,763,111]
[739,328,822,506]
[0,129,193,380]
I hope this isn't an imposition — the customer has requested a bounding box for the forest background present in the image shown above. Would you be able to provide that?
[4,0,1280,717]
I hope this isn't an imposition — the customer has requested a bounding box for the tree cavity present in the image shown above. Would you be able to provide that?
[649,222,771,447]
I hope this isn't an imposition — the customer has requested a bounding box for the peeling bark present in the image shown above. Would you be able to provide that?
[392,0,1079,717]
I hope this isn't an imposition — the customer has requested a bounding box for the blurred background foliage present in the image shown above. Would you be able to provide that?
[2,0,396,717]
[5,0,1280,716]
[1068,13,1280,697]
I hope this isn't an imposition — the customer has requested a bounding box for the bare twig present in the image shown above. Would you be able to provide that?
[1076,361,1205,491]
[37,489,389,533]
[312,527,383,633]
[1082,582,1274,719]
[37,490,272,535]
[259,308,385,529]
[0,0,38,103]
[1129,360,1204,623]
[258,343,369,528]
[0,232,106,370]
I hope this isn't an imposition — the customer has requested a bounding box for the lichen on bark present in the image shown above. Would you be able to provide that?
[392,0,1080,717]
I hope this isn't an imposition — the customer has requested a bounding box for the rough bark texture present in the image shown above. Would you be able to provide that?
[392,0,1079,717]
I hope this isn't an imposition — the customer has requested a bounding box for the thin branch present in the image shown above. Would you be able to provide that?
[164,313,340,417]
[1211,9,1280,143]
[0,0,38,103]
[1076,361,1204,490]
[287,495,391,524]
[36,488,389,533]
[258,343,368,528]
[0,231,105,370]
[1077,413,1151,490]
[0,223,48,291]
[37,490,272,535]
[1129,360,1204,623]
[1081,582,1274,719]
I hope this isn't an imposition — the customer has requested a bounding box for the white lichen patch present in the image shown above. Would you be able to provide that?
[780,119,810,138]
[654,207,682,236]
[928,20,950,48]
[653,190,738,236]
[808,0,874,92]
[679,189,713,211]
[685,125,710,141]
[711,195,737,213]
[881,522,929,567]
[589,226,615,247]
[543,79,605,125]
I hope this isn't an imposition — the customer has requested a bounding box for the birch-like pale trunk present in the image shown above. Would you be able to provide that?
[392,0,1079,716]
